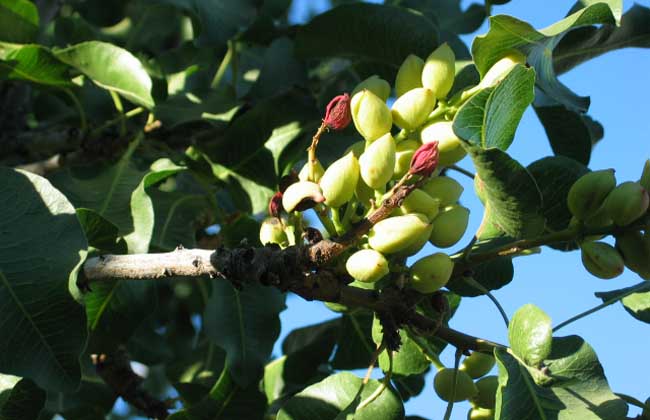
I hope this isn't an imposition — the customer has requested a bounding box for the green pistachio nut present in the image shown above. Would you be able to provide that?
[430,205,470,248]
[460,352,496,379]
[368,213,432,254]
[603,181,650,226]
[470,376,498,410]
[409,252,454,294]
[396,222,434,256]
[282,181,324,213]
[615,231,650,279]
[567,169,616,220]
[351,89,393,142]
[395,54,424,98]
[394,139,421,179]
[355,177,374,208]
[420,120,467,167]
[359,132,396,189]
[421,176,464,206]
[259,217,288,247]
[298,159,325,183]
[344,140,365,159]
[580,241,625,279]
[421,43,455,99]
[351,75,391,102]
[478,51,526,88]
[320,152,360,208]
[434,368,478,402]
[640,159,650,190]
[345,249,390,283]
[468,408,495,420]
[391,88,436,131]
[400,189,441,220]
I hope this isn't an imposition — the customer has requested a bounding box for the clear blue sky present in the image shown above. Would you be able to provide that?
[280,1,650,419]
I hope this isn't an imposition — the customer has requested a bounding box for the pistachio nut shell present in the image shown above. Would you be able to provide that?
[298,159,325,183]
[421,176,464,206]
[430,205,470,248]
[396,222,434,256]
[355,177,374,208]
[401,188,441,220]
[395,54,424,98]
[434,368,478,402]
[259,217,288,247]
[567,169,616,220]
[580,241,625,279]
[351,89,393,141]
[393,139,421,179]
[603,181,649,226]
[422,43,456,99]
[615,231,650,279]
[420,120,467,167]
[345,249,390,283]
[470,376,498,410]
[460,352,495,379]
[359,132,396,189]
[351,75,391,102]
[478,51,526,88]
[320,152,360,208]
[368,213,432,254]
[391,88,436,131]
[282,181,325,213]
[468,408,495,420]
[409,252,454,294]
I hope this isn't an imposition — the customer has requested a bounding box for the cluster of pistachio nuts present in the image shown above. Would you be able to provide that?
[433,352,498,419]
[568,161,650,280]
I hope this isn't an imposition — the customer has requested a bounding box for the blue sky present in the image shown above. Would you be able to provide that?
[280,1,650,419]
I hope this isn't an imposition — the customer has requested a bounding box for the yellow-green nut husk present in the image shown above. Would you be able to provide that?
[421,43,455,99]
[344,140,365,159]
[430,205,470,248]
[298,159,325,183]
[345,249,390,283]
[359,132,396,189]
[351,75,391,102]
[470,376,498,410]
[615,231,650,279]
[420,120,467,167]
[603,181,650,226]
[368,213,432,254]
[259,217,288,247]
[395,54,424,98]
[320,152,360,208]
[434,368,478,402]
[478,50,526,88]
[460,352,496,379]
[567,169,616,220]
[391,88,436,131]
[394,139,421,179]
[400,189,441,220]
[421,176,464,207]
[580,241,625,279]
[282,181,324,213]
[397,222,434,256]
[640,159,650,191]
[468,408,495,420]
[409,252,454,294]
[350,89,393,142]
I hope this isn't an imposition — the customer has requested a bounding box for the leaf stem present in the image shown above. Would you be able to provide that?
[211,41,234,89]
[109,91,126,137]
[448,164,475,180]
[62,88,87,133]
[358,348,392,411]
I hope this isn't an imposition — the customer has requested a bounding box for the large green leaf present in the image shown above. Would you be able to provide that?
[277,372,404,420]
[371,317,429,376]
[0,43,72,87]
[508,304,552,367]
[295,3,439,67]
[0,375,46,420]
[0,0,38,43]
[447,256,514,297]
[495,336,628,419]
[472,2,618,112]
[464,144,545,239]
[204,280,286,387]
[76,208,127,253]
[453,65,535,151]
[54,41,154,108]
[248,37,308,100]
[596,282,650,324]
[0,168,87,392]
[331,313,376,370]
[399,0,485,35]
[153,89,240,129]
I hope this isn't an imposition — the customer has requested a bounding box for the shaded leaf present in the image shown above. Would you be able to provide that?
[371,317,429,376]
[153,89,240,129]
[596,282,650,324]
[331,313,375,370]
[0,375,46,420]
[398,0,486,35]
[248,37,308,100]
[0,0,38,43]
[76,208,127,253]
[0,43,72,87]
[447,256,514,297]
[508,304,552,367]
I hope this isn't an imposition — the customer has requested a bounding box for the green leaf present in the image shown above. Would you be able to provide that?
[0,43,72,87]
[447,256,514,297]
[453,65,535,151]
[43,371,117,419]
[0,375,46,420]
[153,89,240,129]
[295,3,439,67]
[277,372,404,420]
[248,37,308,100]
[596,282,650,324]
[472,3,617,112]
[0,168,87,392]
[371,317,429,376]
[464,145,545,238]
[508,304,553,367]
[399,0,485,35]
[331,313,375,370]
[555,3,649,74]
[54,41,154,108]
[0,0,38,43]
[527,156,589,232]
[76,208,127,253]
[204,280,286,387]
